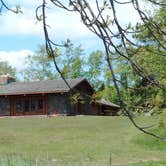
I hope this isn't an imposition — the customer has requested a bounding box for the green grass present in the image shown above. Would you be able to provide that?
[132,127,166,151]
[0,115,166,166]
[127,160,166,166]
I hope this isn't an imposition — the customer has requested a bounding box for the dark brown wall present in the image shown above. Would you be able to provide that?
[47,93,74,115]
[47,81,94,116]
[0,96,11,116]
[74,80,94,96]
[73,80,94,115]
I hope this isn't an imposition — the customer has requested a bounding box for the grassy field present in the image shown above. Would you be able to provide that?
[0,115,165,166]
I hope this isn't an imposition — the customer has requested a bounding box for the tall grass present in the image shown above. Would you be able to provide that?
[0,155,56,166]
[126,160,166,166]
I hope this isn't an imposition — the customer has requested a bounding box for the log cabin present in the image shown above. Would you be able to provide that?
[0,74,120,116]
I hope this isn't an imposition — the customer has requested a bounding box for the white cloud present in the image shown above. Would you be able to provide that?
[0,0,147,74]
[0,1,142,38]
[116,3,141,26]
[0,8,43,36]
[0,50,33,70]
[46,11,93,40]
[0,2,94,45]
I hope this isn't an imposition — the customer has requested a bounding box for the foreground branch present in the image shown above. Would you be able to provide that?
[40,0,166,140]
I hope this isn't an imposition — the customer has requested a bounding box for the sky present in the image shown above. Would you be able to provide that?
[0,0,142,73]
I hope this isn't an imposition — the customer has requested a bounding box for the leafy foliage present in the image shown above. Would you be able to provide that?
[0,61,16,77]
[59,45,85,79]
[21,46,56,81]
[70,92,84,105]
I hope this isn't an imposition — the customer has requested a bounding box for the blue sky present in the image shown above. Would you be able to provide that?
[0,35,42,51]
[0,0,142,72]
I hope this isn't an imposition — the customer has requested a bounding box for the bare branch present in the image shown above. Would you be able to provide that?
[0,0,22,14]
[40,0,166,140]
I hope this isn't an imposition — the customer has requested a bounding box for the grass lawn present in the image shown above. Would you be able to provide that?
[0,115,165,166]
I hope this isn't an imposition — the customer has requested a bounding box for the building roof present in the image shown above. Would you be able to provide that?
[96,99,120,108]
[0,78,92,96]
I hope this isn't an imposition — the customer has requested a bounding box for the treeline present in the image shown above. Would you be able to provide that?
[1,42,165,114]
[20,45,118,102]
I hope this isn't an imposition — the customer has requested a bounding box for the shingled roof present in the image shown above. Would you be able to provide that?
[96,99,120,108]
[0,78,91,96]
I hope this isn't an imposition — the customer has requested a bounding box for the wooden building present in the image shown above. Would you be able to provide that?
[93,99,120,115]
[0,75,120,116]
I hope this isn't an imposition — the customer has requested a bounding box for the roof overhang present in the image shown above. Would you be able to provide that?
[0,90,69,96]
[95,99,120,108]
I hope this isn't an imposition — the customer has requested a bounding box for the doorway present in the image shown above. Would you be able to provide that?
[13,95,46,116]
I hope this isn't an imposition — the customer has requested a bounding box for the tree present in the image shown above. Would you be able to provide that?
[0,60,16,77]
[21,44,86,81]
[129,3,166,113]
[21,46,56,81]
[86,50,105,90]
[70,56,84,78]
[133,3,166,85]
[59,45,85,79]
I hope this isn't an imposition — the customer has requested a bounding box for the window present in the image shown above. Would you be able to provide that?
[25,99,36,112]
[38,99,43,110]
[25,100,30,112]
[30,100,36,112]
[16,99,22,112]
[14,96,45,115]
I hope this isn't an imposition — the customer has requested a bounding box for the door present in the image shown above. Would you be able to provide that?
[15,98,23,115]
[13,95,46,116]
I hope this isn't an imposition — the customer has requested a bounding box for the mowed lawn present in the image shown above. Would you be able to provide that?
[0,115,166,166]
